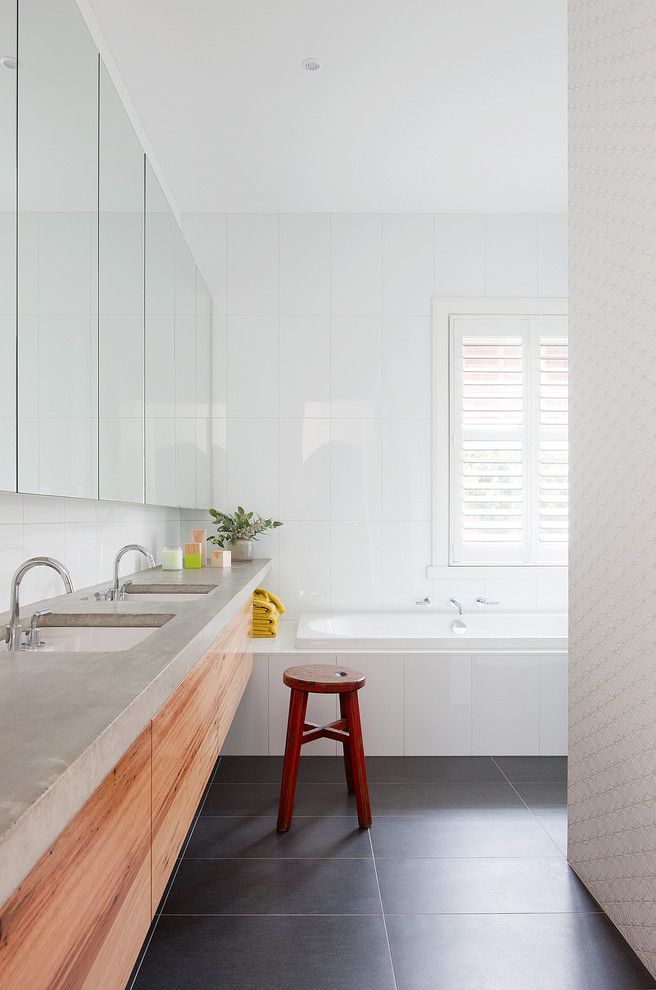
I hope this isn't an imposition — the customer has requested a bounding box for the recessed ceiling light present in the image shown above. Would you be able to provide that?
[302,58,322,72]
[1,55,17,71]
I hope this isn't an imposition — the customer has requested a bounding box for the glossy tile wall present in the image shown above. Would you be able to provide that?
[569,0,656,977]
[182,212,568,615]
[0,492,180,610]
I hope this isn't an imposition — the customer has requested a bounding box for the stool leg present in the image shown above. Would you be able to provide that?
[339,694,355,794]
[277,689,308,832]
[341,691,372,828]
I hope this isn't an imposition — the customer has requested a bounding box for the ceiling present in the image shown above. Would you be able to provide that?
[86,0,567,214]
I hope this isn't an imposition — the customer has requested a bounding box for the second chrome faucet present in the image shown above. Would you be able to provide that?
[96,544,156,603]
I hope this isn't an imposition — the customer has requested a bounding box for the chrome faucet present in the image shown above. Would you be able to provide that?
[5,558,74,652]
[449,597,464,616]
[100,544,155,603]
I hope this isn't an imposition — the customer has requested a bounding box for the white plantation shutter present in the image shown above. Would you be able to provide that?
[450,314,568,565]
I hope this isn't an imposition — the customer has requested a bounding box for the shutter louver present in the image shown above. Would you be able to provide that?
[538,338,568,546]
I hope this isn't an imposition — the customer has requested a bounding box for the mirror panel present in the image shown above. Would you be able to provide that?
[195,271,212,510]
[0,0,16,491]
[144,160,176,506]
[173,227,196,508]
[18,0,98,498]
[98,62,144,503]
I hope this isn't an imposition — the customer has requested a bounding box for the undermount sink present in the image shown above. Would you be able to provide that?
[36,626,159,652]
[125,592,207,603]
[80,584,215,604]
[23,613,173,653]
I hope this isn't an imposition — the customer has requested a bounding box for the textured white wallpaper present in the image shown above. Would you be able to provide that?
[569,0,656,976]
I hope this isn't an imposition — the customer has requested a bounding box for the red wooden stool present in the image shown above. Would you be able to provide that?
[276,664,372,832]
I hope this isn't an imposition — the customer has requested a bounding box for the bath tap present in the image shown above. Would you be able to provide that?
[5,557,74,651]
[449,597,463,615]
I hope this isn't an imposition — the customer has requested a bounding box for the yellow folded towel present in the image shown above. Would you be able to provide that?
[254,588,286,615]
[252,616,278,638]
[253,597,278,618]
[253,614,277,628]
[252,627,276,638]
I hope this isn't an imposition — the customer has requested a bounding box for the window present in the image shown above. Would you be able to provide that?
[433,299,568,567]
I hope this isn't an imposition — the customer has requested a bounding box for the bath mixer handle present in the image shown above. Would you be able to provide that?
[476,597,499,606]
[415,596,432,607]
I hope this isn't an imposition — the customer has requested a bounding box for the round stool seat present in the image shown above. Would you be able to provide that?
[283,663,366,694]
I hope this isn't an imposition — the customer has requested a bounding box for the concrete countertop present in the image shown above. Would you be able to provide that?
[0,558,271,906]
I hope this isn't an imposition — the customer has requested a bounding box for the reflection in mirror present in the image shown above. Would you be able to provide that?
[145,160,176,506]
[98,62,144,503]
[18,0,98,498]
[0,0,16,491]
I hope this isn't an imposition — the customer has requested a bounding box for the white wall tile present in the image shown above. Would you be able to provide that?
[382,317,431,419]
[279,316,330,418]
[405,654,472,755]
[330,214,382,315]
[434,214,485,296]
[279,419,330,520]
[268,654,337,755]
[382,214,433,316]
[382,419,431,521]
[277,521,331,615]
[483,577,537,612]
[0,524,27,611]
[226,316,278,418]
[279,214,330,316]
[330,419,382,521]
[331,316,382,418]
[226,214,278,315]
[65,521,99,590]
[222,654,269,755]
[472,654,540,755]
[382,521,433,611]
[537,573,568,612]
[331,521,382,611]
[227,418,278,514]
[182,213,227,312]
[341,654,404,755]
[485,215,539,297]
[538,214,568,297]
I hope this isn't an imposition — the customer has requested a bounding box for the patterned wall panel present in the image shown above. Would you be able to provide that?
[569,0,656,976]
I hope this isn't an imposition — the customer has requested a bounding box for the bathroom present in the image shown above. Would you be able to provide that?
[0,0,653,988]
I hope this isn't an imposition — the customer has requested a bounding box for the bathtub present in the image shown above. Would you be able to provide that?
[295,611,568,653]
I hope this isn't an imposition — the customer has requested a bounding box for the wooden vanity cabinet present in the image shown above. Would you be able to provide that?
[0,601,253,990]
[0,727,152,990]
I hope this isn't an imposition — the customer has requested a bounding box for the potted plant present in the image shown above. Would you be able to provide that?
[207,506,283,561]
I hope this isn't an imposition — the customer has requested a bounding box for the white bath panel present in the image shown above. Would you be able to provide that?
[404,654,472,755]
[340,653,404,756]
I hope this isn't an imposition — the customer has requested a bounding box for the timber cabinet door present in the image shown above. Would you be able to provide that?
[151,600,253,906]
[0,727,152,990]
[151,645,220,906]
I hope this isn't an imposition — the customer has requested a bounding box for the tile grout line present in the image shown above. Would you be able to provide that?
[491,758,565,857]
[368,829,400,990]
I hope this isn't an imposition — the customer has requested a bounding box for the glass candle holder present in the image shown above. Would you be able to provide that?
[183,543,202,569]
[162,547,183,570]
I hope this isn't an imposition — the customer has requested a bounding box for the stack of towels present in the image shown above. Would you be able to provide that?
[252,587,285,638]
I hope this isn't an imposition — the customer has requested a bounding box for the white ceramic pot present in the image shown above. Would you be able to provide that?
[231,538,253,561]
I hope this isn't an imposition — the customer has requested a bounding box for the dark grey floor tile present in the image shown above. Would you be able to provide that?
[377,857,596,914]
[369,780,525,814]
[534,809,568,854]
[133,915,396,990]
[201,781,355,817]
[164,857,381,915]
[386,913,656,990]
[214,755,504,783]
[515,779,568,809]
[186,815,372,859]
[495,756,567,783]
[371,810,563,859]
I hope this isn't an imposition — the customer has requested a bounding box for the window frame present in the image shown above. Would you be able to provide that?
[431,297,568,571]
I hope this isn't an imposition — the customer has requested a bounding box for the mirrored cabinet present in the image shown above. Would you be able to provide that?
[18,0,98,498]
[3,0,212,509]
[0,0,16,492]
